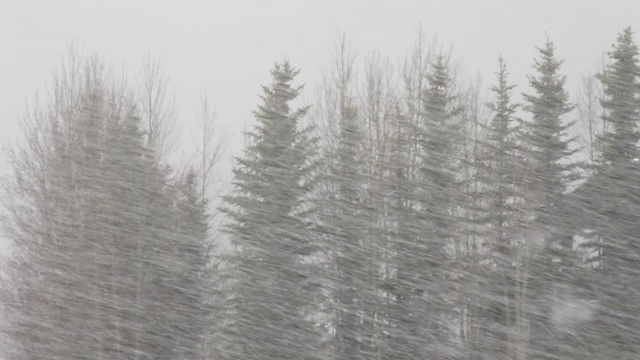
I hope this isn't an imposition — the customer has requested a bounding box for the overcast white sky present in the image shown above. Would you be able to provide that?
[1,0,639,186]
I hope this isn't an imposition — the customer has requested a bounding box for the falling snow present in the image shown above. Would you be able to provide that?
[2,21,640,360]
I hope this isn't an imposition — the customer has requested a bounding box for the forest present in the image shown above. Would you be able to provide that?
[1,25,639,360]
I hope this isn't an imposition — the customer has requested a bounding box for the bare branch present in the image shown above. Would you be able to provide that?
[137,52,178,162]
[193,92,229,206]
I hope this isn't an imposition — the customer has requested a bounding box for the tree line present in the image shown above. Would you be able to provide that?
[2,27,640,360]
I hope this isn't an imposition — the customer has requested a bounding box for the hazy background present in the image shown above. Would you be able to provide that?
[1,0,638,250]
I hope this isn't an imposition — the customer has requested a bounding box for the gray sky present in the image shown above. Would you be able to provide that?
[1,0,639,184]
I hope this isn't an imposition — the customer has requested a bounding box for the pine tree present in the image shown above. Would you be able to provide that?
[381,103,425,360]
[220,60,321,360]
[579,27,640,358]
[312,35,379,360]
[326,94,369,360]
[172,170,211,360]
[521,38,579,359]
[474,57,526,359]
[410,52,463,359]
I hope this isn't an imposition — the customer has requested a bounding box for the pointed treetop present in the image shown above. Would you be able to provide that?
[260,59,304,106]
[524,36,573,118]
[487,56,518,115]
[596,26,640,162]
[272,58,300,85]
[530,36,566,85]
[609,27,639,70]
[493,56,516,92]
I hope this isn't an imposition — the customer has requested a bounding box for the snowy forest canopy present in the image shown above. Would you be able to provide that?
[1,26,640,360]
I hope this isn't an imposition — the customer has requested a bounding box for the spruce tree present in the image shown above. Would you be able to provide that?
[313,36,378,360]
[521,38,578,359]
[474,57,526,359]
[172,170,211,360]
[381,103,425,360]
[580,27,640,358]
[326,94,369,360]
[412,52,463,359]
[220,60,321,360]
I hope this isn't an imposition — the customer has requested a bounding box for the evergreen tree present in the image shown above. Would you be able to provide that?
[172,170,211,360]
[474,57,526,359]
[220,60,321,360]
[579,27,640,358]
[410,52,463,359]
[381,103,425,360]
[313,36,380,360]
[325,92,369,360]
[521,38,578,359]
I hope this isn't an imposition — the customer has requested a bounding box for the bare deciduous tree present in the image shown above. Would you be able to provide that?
[575,62,607,167]
[193,92,228,205]
[137,53,178,162]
